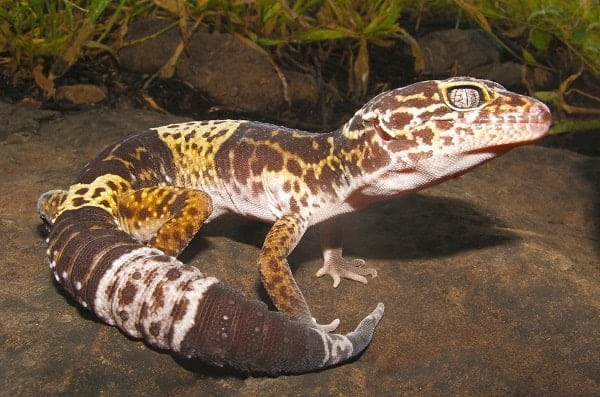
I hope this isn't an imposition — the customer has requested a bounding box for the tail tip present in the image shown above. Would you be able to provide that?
[345,302,385,358]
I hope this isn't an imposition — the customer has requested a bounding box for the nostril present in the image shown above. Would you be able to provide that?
[529,101,550,117]
[529,101,552,124]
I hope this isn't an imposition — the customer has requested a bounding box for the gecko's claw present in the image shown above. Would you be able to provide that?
[316,256,377,288]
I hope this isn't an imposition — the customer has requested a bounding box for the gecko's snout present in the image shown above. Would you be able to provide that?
[528,100,553,137]
[530,100,551,119]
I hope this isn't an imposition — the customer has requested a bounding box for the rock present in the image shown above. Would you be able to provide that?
[1,104,598,395]
[418,29,523,87]
[469,61,523,87]
[55,84,107,105]
[418,29,501,75]
[118,19,319,116]
[0,101,58,141]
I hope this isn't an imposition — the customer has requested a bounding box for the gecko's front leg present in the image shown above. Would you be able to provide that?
[258,212,340,332]
[316,217,378,288]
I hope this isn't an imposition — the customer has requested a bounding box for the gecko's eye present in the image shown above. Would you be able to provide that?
[448,87,481,108]
[441,83,490,111]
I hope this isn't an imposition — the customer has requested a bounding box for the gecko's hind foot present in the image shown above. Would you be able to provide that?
[316,255,378,288]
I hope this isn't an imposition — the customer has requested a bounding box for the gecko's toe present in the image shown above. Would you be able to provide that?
[316,257,377,288]
[311,317,340,333]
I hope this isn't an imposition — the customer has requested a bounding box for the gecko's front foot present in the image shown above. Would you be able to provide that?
[316,250,378,288]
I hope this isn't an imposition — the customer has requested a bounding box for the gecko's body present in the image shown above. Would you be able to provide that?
[38,77,551,375]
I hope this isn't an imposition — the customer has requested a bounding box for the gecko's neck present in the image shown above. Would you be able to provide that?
[327,115,404,211]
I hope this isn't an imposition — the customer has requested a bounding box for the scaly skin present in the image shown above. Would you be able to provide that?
[37,77,551,375]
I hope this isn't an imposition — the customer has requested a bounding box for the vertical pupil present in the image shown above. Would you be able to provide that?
[448,87,481,109]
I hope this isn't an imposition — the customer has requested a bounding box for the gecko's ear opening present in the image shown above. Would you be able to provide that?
[360,110,409,141]
[372,116,393,141]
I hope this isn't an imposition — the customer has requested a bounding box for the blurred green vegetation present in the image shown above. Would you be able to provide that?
[0,0,598,127]
[457,0,599,75]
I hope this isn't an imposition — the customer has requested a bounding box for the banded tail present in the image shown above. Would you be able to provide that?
[38,194,383,375]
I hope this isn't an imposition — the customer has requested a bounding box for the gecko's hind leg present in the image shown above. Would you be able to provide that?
[117,186,212,256]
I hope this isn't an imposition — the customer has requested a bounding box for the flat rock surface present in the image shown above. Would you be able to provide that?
[0,104,598,396]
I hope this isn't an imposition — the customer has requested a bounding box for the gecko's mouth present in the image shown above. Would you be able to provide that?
[462,115,551,156]
[465,138,541,156]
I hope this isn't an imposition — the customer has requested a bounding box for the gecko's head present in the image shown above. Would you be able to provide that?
[340,77,552,197]
[345,77,551,162]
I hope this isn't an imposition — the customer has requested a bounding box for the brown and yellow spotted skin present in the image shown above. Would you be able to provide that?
[38,77,551,374]
[117,187,212,256]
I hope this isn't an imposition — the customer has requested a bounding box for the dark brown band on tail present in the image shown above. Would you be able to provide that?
[43,206,383,375]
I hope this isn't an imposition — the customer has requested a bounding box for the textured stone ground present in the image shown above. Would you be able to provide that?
[0,104,598,396]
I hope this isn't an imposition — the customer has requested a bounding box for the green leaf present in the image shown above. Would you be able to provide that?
[292,0,320,14]
[549,119,600,135]
[530,29,552,51]
[262,2,283,23]
[522,48,537,64]
[570,26,587,45]
[256,36,288,46]
[363,3,401,37]
[293,28,352,41]
[87,0,111,23]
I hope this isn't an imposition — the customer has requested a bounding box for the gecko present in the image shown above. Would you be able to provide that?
[37,77,552,375]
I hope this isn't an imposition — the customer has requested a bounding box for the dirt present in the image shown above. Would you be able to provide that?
[0,98,599,395]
